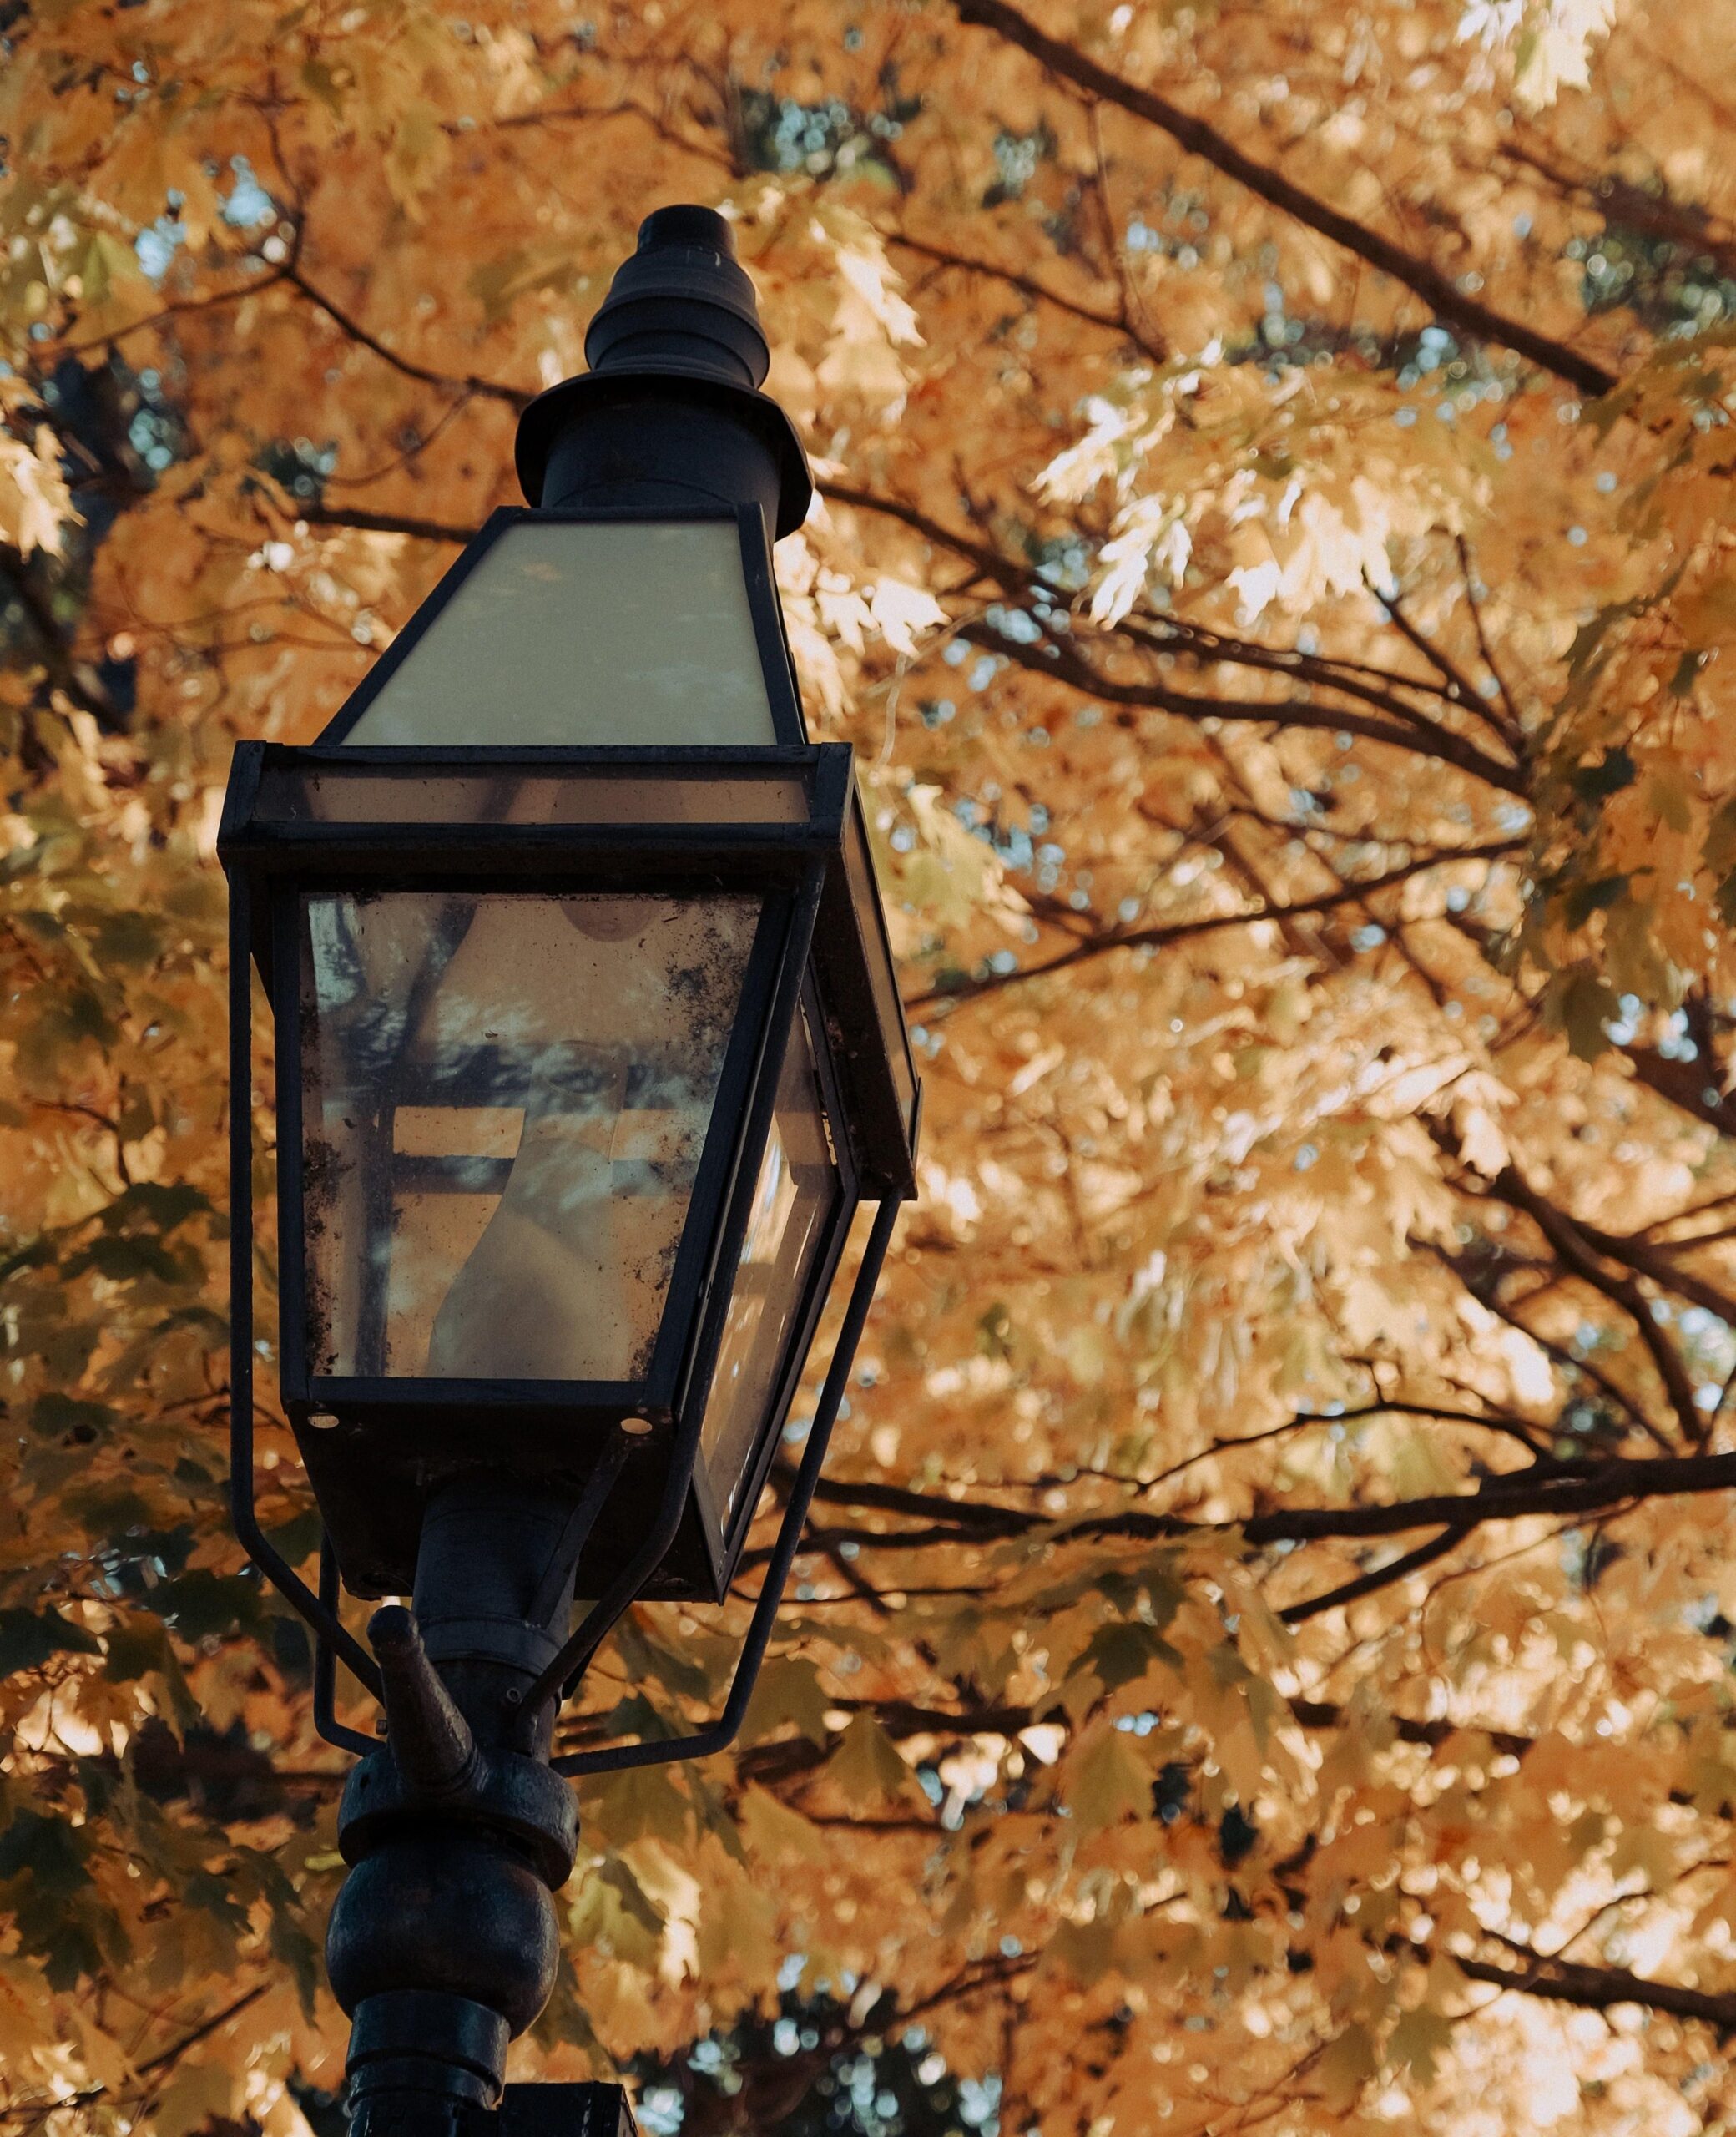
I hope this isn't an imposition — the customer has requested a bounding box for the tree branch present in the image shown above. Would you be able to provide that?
[1279,1525,1472,1624]
[798,1445,1736,1552]
[284,266,529,409]
[821,480,1532,792]
[1467,1159,1707,1444]
[0,1984,268,2124]
[887,230,1168,362]
[907,839,1519,1010]
[951,0,1617,397]
[300,503,475,545]
[1452,1941,1736,2028]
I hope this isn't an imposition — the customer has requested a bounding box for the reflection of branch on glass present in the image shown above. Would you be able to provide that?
[302,892,764,1384]
[356,895,477,1373]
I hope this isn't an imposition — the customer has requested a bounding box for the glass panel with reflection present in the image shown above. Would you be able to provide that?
[298,889,761,1383]
[337,520,780,747]
[698,1007,840,1518]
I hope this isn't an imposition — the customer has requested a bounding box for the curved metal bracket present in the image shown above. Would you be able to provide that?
[230,873,384,1705]
[550,1194,899,1776]
[315,1536,381,1756]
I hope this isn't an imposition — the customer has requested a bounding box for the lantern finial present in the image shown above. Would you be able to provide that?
[513,201,811,535]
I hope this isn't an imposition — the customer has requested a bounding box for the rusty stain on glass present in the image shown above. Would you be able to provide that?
[298,891,760,1385]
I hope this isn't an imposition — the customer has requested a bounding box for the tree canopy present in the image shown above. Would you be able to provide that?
[5,2,1736,2132]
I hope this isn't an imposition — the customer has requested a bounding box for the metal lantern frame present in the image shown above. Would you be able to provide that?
[220,512,918,1778]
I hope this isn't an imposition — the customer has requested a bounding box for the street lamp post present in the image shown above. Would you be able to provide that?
[219,207,918,2136]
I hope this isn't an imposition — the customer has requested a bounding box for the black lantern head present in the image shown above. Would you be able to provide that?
[222,722,915,1609]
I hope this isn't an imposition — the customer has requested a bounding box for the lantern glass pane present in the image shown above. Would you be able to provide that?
[298,889,762,1383]
[698,1008,840,1518]
[257,762,812,829]
[336,522,779,748]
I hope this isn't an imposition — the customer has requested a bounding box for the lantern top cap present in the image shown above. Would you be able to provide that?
[634,204,738,260]
[583,205,767,392]
[515,205,812,538]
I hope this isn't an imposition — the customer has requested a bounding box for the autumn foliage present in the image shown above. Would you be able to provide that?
[5,2,1736,2132]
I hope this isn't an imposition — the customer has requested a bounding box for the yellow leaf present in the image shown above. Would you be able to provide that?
[737,1785,829,1865]
[739,1656,832,1747]
[1062,1722,1152,1837]
[825,1712,919,1806]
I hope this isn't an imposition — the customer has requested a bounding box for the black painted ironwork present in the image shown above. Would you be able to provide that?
[220,206,917,2132]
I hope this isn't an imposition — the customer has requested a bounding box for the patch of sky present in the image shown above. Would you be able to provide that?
[220,156,274,230]
[1494,801,1532,831]
[128,399,177,472]
[778,1953,807,1991]
[134,215,185,283]
[943,639,969,666]
[921,697,956,727]
[637,2087,684,2135]
[967,654,998,691]
[989,125,1050,201]
[986,602,1043,644]
[1658,1008,1698,1061]
[1351,924,1385,951]
[1604,992,1643,1045]
[960,2075,1003,2130]
[1035,537,1092,591]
